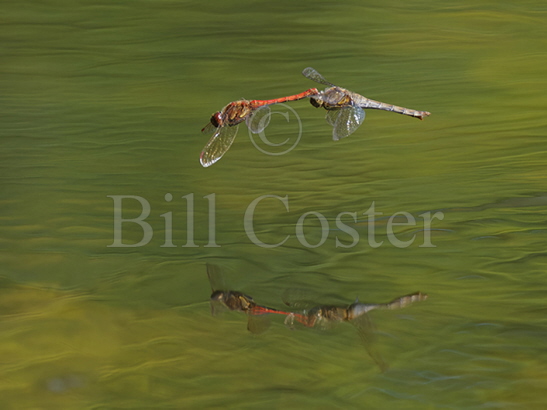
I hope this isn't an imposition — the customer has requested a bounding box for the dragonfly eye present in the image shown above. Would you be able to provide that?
[210,290,224,302]
[210,112,222,128]
[310,98,322,108]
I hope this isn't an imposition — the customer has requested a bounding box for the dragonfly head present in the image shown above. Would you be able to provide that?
[309,97,324,109]
[210,290,225,303]
[209,111,222,128]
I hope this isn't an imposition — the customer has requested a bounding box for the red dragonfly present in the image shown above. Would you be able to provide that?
[283,290,428,371]
[206,263,305,334]
[302,67,431,141]
[200,88,319,167]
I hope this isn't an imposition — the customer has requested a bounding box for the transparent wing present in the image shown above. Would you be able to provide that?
[206,263,226,292]
[325,109,340,127]
[282,288,320,309]
[246,105,271,134]
[210,300,228,317]
[302,67,335,87]
[351,313,389,372]
[315,315,341,331]
[201,121,216,134]
[332,106,365,141]
[206,263,228,316]
[247,314,271,334]
[200,124,239,167]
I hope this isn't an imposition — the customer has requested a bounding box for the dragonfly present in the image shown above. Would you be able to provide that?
[206,263,305,334]
[302,67,431,141]
[200,88,319,167]
[284,291,428,371]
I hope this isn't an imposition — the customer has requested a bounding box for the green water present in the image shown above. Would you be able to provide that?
[2,1,547,408]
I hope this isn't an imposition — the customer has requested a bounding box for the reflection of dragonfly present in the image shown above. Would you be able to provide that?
[206,264,304,334]
[302,67,431,141]
[284,291,428,371]
[200,88,319,167]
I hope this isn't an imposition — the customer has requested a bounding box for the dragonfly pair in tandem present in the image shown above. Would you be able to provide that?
[200,68,431,167]
[206,264,427,371]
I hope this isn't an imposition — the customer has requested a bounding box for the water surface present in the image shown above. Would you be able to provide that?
[2,1,547,408]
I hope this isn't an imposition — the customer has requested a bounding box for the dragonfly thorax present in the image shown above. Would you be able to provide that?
[319,87,354,107]
[312,306,349,323]
[211,290,256,312]
[219,100,254,127]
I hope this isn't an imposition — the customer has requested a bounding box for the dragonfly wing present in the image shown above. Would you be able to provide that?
[332,106,365,141]
[246,105,271,134]
[210,300,229,317]
[316,316,340,331]
[207,263,229,317]
[352,313,389,372]
[302,67,335,87]
[247,314,271,334]
[281,288,320,309]
[201,121,216,134]
[325,109,340,127]
[200,124,239,167]
[206,263,226,292]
